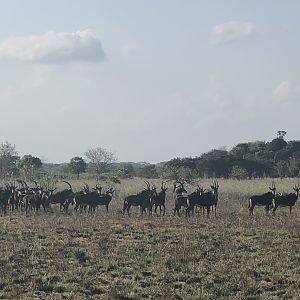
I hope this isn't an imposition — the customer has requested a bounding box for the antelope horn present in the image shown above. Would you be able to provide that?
[62,180,72,190]
[144,181,150,189]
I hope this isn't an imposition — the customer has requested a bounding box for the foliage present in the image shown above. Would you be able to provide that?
[16,154,42,179]
[136,164,158,178]
[161,136,300,179]
[196,150,232,178]
[116,162,135,178]
[230,166,249,180]
[0,141,19,178]
[69,157,87,179]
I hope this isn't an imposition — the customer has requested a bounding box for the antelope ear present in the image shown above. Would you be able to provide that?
[210,185,214,189]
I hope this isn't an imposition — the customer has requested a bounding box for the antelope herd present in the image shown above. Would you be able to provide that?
[0,179,299,218]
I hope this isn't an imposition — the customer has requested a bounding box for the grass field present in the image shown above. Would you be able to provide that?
[0,178,299,299]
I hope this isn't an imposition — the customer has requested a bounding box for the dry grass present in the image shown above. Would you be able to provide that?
[0,178,299,299]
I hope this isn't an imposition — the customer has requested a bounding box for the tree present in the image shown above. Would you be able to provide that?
[69,157,87,179]
[117,163,135,178]
[277,130,287,139]
[197,149,231,178]
[0,141,19,178]
[274,160,289,178]
[136,164,158,178]
[268,138,287,152]
[229,143,250,160]
[85,147,117,177]
[16,154,42,179]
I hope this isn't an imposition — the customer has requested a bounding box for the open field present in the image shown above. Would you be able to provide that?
[0,178,299,299]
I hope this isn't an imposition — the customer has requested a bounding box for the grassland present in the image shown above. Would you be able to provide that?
[0,178,299,299]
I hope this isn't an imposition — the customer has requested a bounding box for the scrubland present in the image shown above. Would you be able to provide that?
[0,178,299,299]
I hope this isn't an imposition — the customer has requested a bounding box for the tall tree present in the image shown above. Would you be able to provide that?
[0,141,19,178]
[69,157,87,179]
[16,154,42,179]
[85,147,117,177]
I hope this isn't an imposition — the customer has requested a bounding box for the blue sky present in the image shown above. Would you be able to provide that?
[0,1,299,163]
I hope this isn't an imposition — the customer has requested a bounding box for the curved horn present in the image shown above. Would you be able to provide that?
[144,181,150,189]
[62,180,72,190]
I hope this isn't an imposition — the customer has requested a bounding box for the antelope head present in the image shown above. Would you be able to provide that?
[269,182,276,195]
[293,183,300,196]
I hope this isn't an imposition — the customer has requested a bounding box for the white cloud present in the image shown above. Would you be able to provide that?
[211,21,256,44]
[0,30,105,64]
[273,80,300,102]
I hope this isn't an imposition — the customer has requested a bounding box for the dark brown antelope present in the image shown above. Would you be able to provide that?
[185,184,206,216]
[123,181,152,216]
[150,181,168,216]
[273,184,300,215]
[249,183,276,215]
[93,187,114,213]
[73,183,98,213]
[0,184,15,216]
[49,181,74,212]
[186,184,220,217]
[173,180,188,216]
[210,180,219,215]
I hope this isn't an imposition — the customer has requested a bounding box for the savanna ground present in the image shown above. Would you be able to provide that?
[0,178,299,300]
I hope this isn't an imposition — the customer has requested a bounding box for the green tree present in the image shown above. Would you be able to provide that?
[229,143,249,160]
[274,160,289,178]
[137,164,158,178]
[16,155,42,179]
[268,138,287,152]
[69,157,87,179]
[288,158,300,177]
[117,162,135,178]
[197,150,231,178]
[0,141,19,178]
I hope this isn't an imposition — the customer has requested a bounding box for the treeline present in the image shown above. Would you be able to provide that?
[161,138,300,180]
[1,137,300,181]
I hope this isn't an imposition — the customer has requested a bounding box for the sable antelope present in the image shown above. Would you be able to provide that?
[74,191,100,214]
[273,184,300,215]
[73,183,95,213]
[14,180,30,211]
[0,184,15,216]
[49,181,74,212]
[123,181,152,216]
[173,180,188,216]
[186,184,220,217]
[210,180,219,215]
[38,181,56,212]
[185,185,207,217]
[151,181,168,216]
[89,187,115,213]
[249,183,276,215]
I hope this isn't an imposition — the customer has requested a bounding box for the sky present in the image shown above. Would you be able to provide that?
[0,0,300,163]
